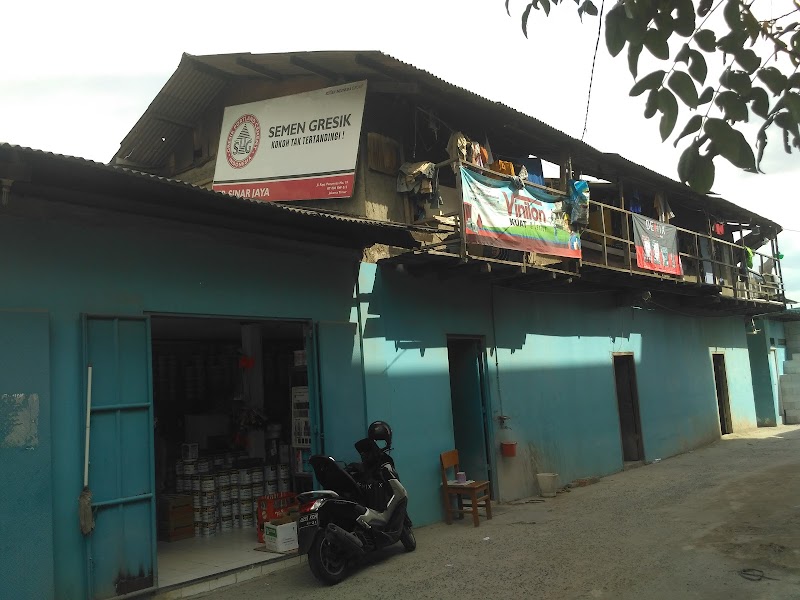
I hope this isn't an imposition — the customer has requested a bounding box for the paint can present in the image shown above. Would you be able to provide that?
[175,478,184,493]
[239,486,252,501]
[194,523,201,537]
[199,475,215,492]
[251,483,265,498]
[182,461,196,475]
[238,469,251,485]
[230,485,239,500]
[230,470,239,486]
[201,493,217,508]
[199,508,215,523]
[213,455,224,468]
[220,500,232,517]
[241,514,254,528]
[217,470,231,488]
[200,523,215,537]
[233,515,242,529]
[197,458,211,473]
[221,515,233,531]
[191,476,201,492]
[179,478,190,492]
[192,492,201,509]
[278,464,290,479]
[232,501,240,516]
[265,465,277,482]
[239,501,253,516]
[217,486,231,502]
[278,478,290,493]
[250,467,264,484]
[265,482,278,495]
[175,460,184,476]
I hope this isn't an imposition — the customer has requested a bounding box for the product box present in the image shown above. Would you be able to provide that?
[262,516,298,553]
[158,494,194,542]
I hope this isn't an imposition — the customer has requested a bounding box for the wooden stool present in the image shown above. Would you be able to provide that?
[440,449,492,527]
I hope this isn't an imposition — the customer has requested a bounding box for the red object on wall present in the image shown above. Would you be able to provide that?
[500,441,517,458]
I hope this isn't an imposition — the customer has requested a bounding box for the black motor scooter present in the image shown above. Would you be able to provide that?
[296,437,415,584]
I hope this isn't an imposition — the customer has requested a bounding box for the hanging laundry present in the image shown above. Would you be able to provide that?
[483,135,495,164]
[488,160,515,177]
[713,222,725,235]
[446,132,468,172]
[519,157,545,186]
[629,191,642,214]
[745,246,754,269]
[468,141,484,168]
[568,180,590,228]
[654,192,675,223]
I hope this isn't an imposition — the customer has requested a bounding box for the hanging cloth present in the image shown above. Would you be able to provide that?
[713,222,725,236]
[654,193,674,223]
[745,247,754,269]
[483,135,495,164]
[446,131,468,172]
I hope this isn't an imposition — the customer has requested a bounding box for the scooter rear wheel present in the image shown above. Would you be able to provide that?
[308,530,348,585]
[400,524,416,552]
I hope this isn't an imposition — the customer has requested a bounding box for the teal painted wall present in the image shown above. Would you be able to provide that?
[0,214,364,600]
[0,209,760,598]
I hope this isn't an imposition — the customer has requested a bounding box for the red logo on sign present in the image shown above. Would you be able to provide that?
[225,114,261,169]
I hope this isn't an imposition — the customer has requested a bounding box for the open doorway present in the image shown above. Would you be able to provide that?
[712,353,733,434]
[149,315,313,588]
[446,337,491,486]
[613,354,644,462]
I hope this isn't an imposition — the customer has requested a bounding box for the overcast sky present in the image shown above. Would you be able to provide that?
[2,0,798,301]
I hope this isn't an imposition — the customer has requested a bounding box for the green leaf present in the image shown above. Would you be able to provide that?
[658,88,679,140]
[688,153,715,193]
[783,128,791,153]
[628,43,644,78]
[785,92,800,122]
[697,0,713,18]
[654,10,675,38]
[582,0,598,16]
[688,50,707,84]
[506,0,512,15]
[674,115,703,147]
[789,73,800,89]
[715,91,749,122]
[723,0,742,30]
[541,0,551,17]
[644,28,670,59]
[726,71,752,95]
[669,71,699,108]
[619,10,649,45]
[521,2,535,38]
[698,86,715,105]
[674,0,696,37]
[676,43,690,64]
[705,118,756,170]
[776,111,800,137]
[717,30,748,54]
[605,5,627,56]
[758,67,788,95]
[678,143,699,183]
[756,125,769,170]
[645,89,659,119]
[630,70,666,96]
[749,87,770,118]
[735,49,761,74]
[694,29,717,52]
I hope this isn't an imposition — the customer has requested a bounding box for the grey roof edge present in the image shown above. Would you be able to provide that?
[0,143,426,249]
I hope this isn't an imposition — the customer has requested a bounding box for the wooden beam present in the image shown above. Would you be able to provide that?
[289,56,341,81]
[235,57,285,81]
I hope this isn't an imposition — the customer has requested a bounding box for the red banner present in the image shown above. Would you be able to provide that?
[212,173,355,202]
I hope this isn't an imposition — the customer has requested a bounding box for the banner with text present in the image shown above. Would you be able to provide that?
[632,213,683,275]
[460,166,581,259]
[212,81,367,202]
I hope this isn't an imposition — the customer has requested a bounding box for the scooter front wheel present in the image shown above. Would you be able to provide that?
[308,530,348,585]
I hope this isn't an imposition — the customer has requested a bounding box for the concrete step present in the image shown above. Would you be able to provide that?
[784,410,800,425]
[783,361,800,374]
[781,398,800,410]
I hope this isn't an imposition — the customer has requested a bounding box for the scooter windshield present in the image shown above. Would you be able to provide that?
[309,455,362,500]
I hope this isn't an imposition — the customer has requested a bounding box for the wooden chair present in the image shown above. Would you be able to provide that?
[440,449,492,527]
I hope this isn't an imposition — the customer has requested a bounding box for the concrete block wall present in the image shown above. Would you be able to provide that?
[780,322,800,424]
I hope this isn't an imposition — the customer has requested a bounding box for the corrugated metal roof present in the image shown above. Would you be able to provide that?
[0,143,426,249]
[113,50,781,234]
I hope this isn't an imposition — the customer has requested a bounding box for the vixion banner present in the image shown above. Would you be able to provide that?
[212,81,367,202]
[460,166,581,259]
[631,213,683,275]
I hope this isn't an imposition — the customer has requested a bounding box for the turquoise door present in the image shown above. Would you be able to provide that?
[83,316,156,599]
[447,338,490,483]
[314,321,365,463]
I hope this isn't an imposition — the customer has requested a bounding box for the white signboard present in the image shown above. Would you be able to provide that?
[212,81,367,202]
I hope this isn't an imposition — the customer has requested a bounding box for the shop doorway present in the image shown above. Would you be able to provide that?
[149,315,313,589]
[613,354,644,462]
[446,337,491,486]
[713,353,733,434]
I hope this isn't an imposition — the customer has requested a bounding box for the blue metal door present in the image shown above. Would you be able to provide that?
[83,315,156,599]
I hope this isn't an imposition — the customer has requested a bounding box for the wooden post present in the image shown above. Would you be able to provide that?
[707,217,719,288]
[739,222,746,299]
[774,235,784,300]
[620,180,632,272]
[601,203,609,268]
[456,161,468,262]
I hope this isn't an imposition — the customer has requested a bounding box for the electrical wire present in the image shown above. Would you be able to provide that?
[582,0,605,141]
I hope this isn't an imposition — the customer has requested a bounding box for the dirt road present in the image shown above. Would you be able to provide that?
[197,426,800,599]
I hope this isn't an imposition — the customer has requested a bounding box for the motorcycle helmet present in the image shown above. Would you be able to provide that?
[367,420,392,450]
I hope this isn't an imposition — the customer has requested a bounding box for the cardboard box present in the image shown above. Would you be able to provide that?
[159,524,194,542]
[262,517,298,553]
[158,494,194,532]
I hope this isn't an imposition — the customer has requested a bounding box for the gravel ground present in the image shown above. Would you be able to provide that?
[197,425,800,600]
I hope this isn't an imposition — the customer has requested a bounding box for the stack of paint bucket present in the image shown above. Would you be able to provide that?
[230,468,241,528]
[277,463,291,493]
[191,473,202,536]
[238,467,254,528]
[250,466,265,524]
[265,464,278,495]
[216,469,233,533]
[198,473,217,537]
